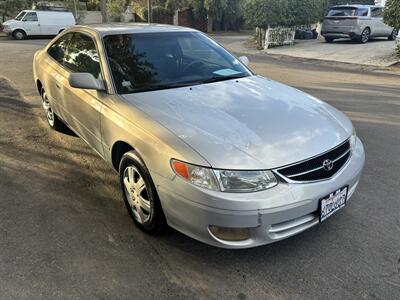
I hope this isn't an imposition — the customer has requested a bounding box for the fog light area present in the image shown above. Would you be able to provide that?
[208,226,251,241]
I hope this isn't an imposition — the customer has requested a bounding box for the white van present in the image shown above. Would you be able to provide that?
[2,10,76,40]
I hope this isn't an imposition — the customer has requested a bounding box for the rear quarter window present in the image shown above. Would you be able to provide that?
[356,8,369,17]
[371,7,383,18]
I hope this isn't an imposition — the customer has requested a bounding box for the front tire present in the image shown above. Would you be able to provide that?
[119,151,166,234]
[388,29,398,41]
[359,28,370,44]
[325,37,334,43]
[41,89,63,131]
[13,29,26,40]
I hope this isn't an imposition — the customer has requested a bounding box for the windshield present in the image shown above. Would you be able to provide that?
[103,32,251,94]
[15,11,26,21]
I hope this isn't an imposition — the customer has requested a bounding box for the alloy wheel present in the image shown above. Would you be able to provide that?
[123,165,151,224]
[361,28,370,43]
[14,31,25,40]
[41,91,55,127]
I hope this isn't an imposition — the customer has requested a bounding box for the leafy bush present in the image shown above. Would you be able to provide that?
[396,42,400,56]
[384,0,400,29]
[245,0,290,28]
[137,5,173,24]
[245,0,325,28]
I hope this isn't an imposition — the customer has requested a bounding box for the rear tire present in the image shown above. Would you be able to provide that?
[119,151,166,234]
[359,28,370,44]
[41,89,63,131]
[388,29,398,41]
[13,29,26,40]
[325,37,334,43]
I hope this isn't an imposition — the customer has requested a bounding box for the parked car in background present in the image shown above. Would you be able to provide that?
[33,24,365,248]
[321,5,398,43]
[2,10,75,40]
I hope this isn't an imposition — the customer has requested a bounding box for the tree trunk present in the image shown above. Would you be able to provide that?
[147,0,152,23]
[100,0,108,23]
[207,15,213,33]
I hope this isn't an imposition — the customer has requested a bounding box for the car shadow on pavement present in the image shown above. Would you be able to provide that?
[329,37,393,44]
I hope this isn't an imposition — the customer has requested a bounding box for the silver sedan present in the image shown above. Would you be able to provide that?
[33,24,365,248]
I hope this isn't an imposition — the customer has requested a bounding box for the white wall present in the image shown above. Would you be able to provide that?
[374,0,387,6]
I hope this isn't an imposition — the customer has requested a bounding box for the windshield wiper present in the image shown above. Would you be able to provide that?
[131,82,199,93]
[129,75,248,93]
[201,74,248,84]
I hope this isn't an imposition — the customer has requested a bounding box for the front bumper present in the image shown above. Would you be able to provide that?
[2,26,12,34]
[153,138,365,249]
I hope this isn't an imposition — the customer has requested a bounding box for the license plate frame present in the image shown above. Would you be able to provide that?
[319,186,348,222]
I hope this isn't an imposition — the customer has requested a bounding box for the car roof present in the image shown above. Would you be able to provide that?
[72,23,198,37]
[330,4,381,9]
[21,10,72,13]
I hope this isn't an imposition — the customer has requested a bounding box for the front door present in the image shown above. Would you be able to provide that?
[21,12,40,35]
[61,32,105,157]
[45,32,75,122]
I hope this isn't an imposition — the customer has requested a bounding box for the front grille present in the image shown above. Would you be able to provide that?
[276,140,351,182]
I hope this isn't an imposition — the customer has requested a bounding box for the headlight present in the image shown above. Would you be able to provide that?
[214,169,277,193]
[171,160,220,191]
[171,159,278,193]
[350,128,357,151]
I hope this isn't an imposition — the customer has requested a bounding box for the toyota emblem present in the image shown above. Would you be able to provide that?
[322,159,334,171]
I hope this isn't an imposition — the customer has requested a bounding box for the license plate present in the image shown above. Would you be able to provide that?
[319,186,348,222]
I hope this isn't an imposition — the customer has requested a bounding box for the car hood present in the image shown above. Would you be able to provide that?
[3,20,17,26]
[122,76,353,169]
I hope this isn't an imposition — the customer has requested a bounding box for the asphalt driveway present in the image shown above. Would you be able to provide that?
[0,36,399,299]
[212,33,399,67]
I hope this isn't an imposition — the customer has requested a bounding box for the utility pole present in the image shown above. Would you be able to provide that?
[148,0,152,23]
[73,0,77,19]
[100,0,108,23]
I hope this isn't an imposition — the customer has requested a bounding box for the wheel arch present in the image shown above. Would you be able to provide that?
[12,28,27,37]
[111,141,135,171]
[36,79,43,96]
[364,26,371,33]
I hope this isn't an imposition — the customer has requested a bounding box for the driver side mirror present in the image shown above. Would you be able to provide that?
[239,56,249,66]
[69,73,105,91]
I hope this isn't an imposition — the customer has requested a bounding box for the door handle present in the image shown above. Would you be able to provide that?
[55,83,61,89]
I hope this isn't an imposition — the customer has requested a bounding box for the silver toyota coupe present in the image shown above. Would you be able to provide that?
[33,24,365,248]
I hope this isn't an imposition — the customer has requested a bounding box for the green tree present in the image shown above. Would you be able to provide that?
[0,0,35,22]
[383,0,400,58]
[220,0,244,30]
[183,0,242,31]
[204,0,227,32]
[244,0,291,28]
[383,0,400,29]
